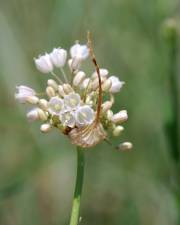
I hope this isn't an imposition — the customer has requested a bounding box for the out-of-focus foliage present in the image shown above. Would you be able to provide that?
[0,0,180,224]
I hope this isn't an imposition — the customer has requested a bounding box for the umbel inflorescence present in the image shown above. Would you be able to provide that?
[15,34,132,150]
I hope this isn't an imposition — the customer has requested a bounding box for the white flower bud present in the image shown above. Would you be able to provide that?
[73,71,86,87]
[46,86,55,98]
[26,96,39,104]
[68,58,80,72]
[58,85,66,97]
[63,84,74,94]
[111,110,128,124]
[102,79,112,92]
[50,48,67,68]
[38,109,48,121]
[108,76,125,93]
[39,99,48,110]
[26,108,39,122]
[15,85,36,103]
[117,142,133,151]
[48,96,64,115]
[107,110,113,120]
[85,95,93,106]
[80,78,92,90]
[92,77,106,90]
[102,101,113,112]
[40,123,52,133]
[47,79,58,91]
[64,93,80,110]
[70,43,89,60]
[113,126,124,136]
[75,105,95,127]
[34,54,53,73]
[92,68,109,79]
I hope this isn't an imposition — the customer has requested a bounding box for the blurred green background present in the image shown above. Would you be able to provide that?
[0,0,180,224]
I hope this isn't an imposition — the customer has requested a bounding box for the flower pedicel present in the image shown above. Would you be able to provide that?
[15,33,132,150]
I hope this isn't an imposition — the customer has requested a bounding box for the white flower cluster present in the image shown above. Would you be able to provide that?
[15,41,132,150]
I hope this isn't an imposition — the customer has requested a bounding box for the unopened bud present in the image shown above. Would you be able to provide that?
[92,77,106,90]
[68,58,80,72]
[85,95,93,106]
[113,126,124,136]
[107,110,113,120]
[63,84,74,94]
[46,86,55,98]
[73,71,86,87]
[47,79,58,90]
[58,85,66,97]
[102,101,113,112]
[117,142,133,151]
[38,109,48,121]
[26,96,39,104]
[40,123,51,133]
[102,79,112,92]
[111,110,128,124]
[39,99,48,110]
[92,68,109,79]
[81,78,92,90]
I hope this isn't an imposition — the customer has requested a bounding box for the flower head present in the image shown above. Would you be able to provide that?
[15,35,131,149]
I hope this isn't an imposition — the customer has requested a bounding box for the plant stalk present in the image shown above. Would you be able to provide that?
[69,146,85,225]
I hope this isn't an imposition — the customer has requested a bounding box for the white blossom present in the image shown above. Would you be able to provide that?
[15,85,36,103]
[50,48,67,68]
[26,108,39,122]
[64,93,81,110]
[108,76,124,93]
[34,54,53,73]
[60,111,76,128]
[70,43,89,61]
[75,105,95,127]
[48,96,64,115]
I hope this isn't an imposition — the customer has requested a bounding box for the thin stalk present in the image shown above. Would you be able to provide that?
[60,68,69,83]
[51,71,63,84]
[69,147,85,225]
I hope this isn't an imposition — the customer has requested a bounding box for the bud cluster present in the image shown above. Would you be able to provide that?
[15,40,132,150]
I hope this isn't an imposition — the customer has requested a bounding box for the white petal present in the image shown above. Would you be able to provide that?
[50,48,67,67]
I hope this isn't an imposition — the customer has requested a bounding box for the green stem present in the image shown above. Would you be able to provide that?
[69,147,85,225]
